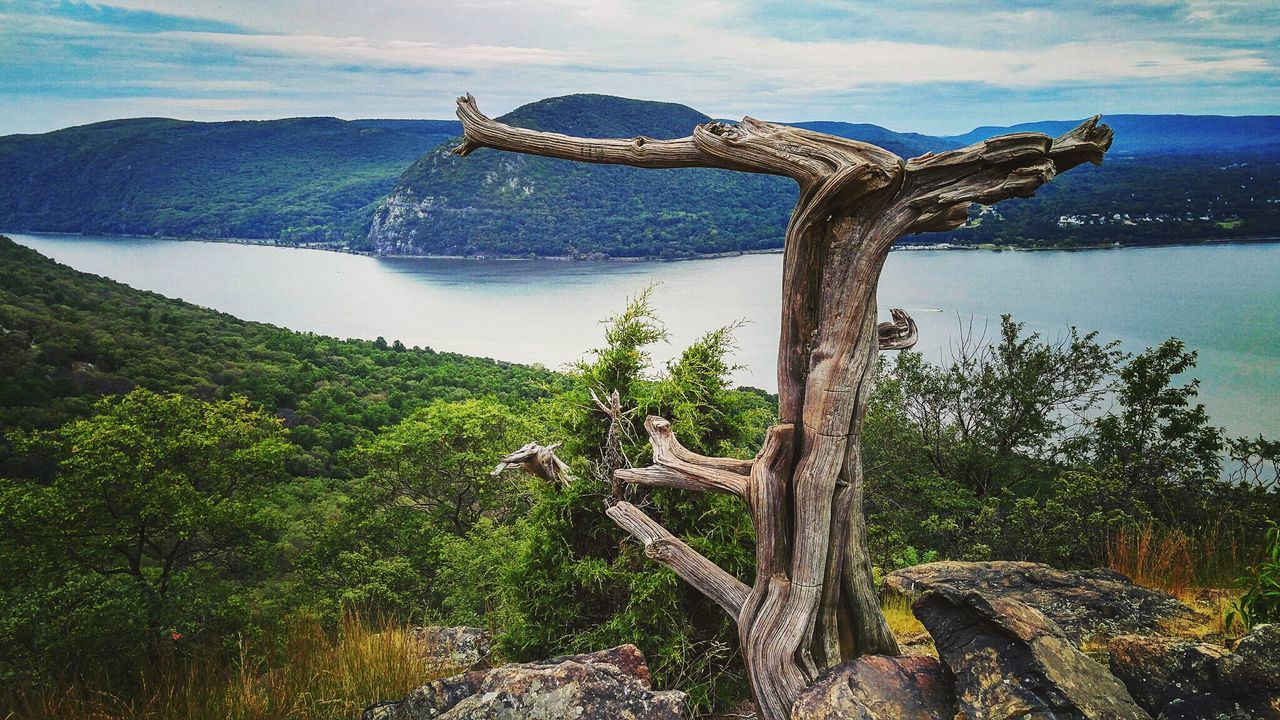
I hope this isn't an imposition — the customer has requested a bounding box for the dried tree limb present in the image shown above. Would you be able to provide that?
[492,442,573,488]
[901,116,1113,234]
[615,416,751,497]
[877,308,918,350]
[605,500,750,616]
[453,94,747,171]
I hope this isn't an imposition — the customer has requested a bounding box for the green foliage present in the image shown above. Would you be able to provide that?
[350,398,537,534]
[0,389,290,679]
[893,316,1119,498]
[0,118,459,246]
[0,236,559,469]
[1088,339,1230,532]
[864,320,1278,576]
[971,472,1152,567]
[483,289,766,710]
[1227,522,1280,631]
[1,234,1276,715]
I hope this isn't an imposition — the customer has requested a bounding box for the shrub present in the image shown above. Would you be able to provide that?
[1227,522,1280,632]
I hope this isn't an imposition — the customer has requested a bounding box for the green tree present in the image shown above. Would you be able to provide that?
[0,389,290,675]
[353,398,538,534]
[890,315,1119,500]
[496,290,768,710]
[1089,339,1224,517]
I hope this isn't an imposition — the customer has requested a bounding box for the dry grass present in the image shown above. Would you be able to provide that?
[1105,523,1196,598]
[1,614,440,720]
[1170,588,1248,641]
[880,594,927,642]
[1105,522,1249,602]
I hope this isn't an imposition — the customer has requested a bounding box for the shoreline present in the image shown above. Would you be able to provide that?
[6,229,1279,262]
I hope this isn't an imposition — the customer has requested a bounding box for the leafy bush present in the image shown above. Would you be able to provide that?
[1227,522,1280,631]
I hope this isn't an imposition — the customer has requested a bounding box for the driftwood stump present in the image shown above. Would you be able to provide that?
[455,94,1112,720]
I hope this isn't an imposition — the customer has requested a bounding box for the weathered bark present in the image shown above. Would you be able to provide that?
[492,442,573,487]
[459,94,1112,720]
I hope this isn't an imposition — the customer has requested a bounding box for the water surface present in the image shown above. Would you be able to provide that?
[9,233,1278,440]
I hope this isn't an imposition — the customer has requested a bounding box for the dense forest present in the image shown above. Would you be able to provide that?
[1,235,1276,715]
[0,117,459,245]
[3,97,1277,259]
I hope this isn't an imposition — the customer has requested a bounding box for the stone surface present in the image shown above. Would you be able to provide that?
[1109,625,1280,719]
[363,644,688,720]
[409,626,493,671]
[915,585,1150,720]
[887,560,1197,646]
[790,655,955,720]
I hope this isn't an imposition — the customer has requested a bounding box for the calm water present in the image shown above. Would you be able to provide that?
[8,233,1279,440]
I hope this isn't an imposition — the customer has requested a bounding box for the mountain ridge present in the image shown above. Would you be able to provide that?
[2,96,1278,256]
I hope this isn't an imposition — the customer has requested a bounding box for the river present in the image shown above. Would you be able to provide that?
[8,233,1278,441]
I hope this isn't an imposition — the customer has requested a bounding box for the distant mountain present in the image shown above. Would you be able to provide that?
[2,100,1277,256]
[0,116,460,244]
[368,95,967,258]
[786,121,958,157]
[369,94,801,258]
[946,115,1280,156]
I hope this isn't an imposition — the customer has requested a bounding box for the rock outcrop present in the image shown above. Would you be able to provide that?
[1108,624,1280,719]
[887,560,1196,645]
[790,655,955,720]
[363,644,688,720]
[915,586,1151,719]
[408,626,492,671]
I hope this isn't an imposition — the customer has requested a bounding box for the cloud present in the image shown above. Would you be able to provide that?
[1,0,1276,136]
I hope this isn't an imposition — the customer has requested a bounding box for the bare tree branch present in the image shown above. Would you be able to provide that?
[614,416,751,497]
[901,116,1113,234]
[453,94,742,171]
[605,500,750,616]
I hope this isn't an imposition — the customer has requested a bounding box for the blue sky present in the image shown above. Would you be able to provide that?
[2,0,1277,136]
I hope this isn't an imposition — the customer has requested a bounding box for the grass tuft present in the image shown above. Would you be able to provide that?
[1,613,439,720]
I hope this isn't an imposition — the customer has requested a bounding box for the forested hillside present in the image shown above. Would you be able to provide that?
[369,94,802,258]
[0,117,459,245]
[0,235,553,467]
[1,235,1276,717]
[372,96,1280,255]
[3,99,1277,257]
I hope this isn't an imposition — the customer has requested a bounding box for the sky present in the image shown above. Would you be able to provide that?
[2,0,1278,137]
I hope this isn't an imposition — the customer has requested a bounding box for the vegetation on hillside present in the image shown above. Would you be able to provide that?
[0,117,459,245]
[370,96,1280,257]
[0,236,1276,715]
[5,97,1274,259]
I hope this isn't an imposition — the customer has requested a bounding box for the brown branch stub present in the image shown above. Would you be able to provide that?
[1049,114,1114,172]
[492,442,573,488]
[614,416,752,497]
[877,308,918,351]
[605,500,750,616]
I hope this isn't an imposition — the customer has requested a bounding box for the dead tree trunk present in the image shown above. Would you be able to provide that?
[455,95,1112,720]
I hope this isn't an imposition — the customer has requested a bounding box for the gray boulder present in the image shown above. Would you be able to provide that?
[363,644,688,720]
[887,560,1197,646]
[1108,624,1280,719]
[915,585,1150,719]
[790,655,956,720]
[409,626,493,671]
